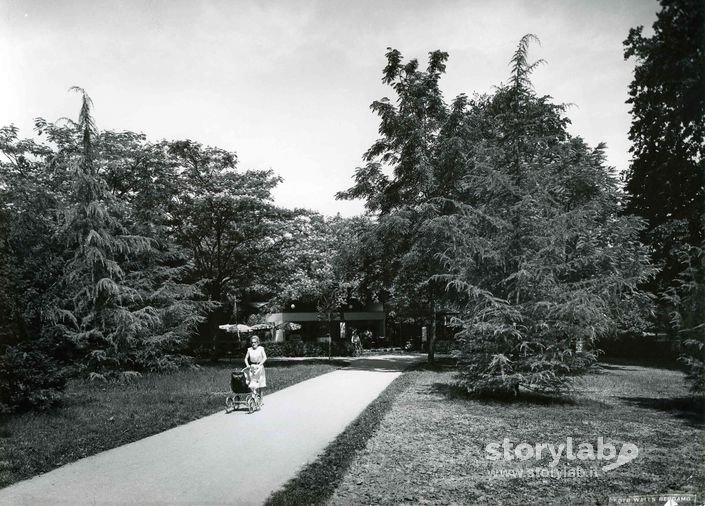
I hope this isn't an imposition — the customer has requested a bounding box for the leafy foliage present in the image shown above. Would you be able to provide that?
[0,88,291,394]
[662,246,705,392]
[340,37,654,394]
[262,211,378,339]
[337,48,456,359]
[443,37,654,395]
[161,140,294,356]
[41,89,191,377]
[623,0,704,264]
[624,0,705,392]
[0,125,61,347]
[0,340,66,412]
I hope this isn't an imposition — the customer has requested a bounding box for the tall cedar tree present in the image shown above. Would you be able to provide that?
[340,37,654,393]
[99,132,218,371]
[442,36,654,395]
[624,0,704,392]
[44,90,202,378]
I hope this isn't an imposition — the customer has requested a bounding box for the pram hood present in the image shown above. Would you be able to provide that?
[230,369,251,393]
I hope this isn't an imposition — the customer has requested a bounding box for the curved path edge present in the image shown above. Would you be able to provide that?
[0,354,423,506]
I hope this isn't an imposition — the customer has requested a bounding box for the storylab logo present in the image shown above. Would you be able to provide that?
[486,437,639,472]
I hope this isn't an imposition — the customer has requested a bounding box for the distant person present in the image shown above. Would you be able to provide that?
[245,336,267,397]
[351,329,363,355]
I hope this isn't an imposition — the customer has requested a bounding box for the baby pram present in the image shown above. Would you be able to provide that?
[225,367,262,414]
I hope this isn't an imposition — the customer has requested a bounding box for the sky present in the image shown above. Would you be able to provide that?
[0,0,659,217]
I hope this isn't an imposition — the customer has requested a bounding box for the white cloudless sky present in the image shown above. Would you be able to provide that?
[0,0,658,216]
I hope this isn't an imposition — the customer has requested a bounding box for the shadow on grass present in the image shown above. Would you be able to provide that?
[414,357,458,372]
[205,358,351,369]
[430,382,578,406]
[618,395,704,426]
[266,359,350,368]
[595,363,633,372]
[344,355,427,373]
[601,355,684,371]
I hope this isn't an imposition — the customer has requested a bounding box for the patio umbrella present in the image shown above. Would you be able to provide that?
[249,323,273,330]
[276,322,301,331]
[219,323,252,337]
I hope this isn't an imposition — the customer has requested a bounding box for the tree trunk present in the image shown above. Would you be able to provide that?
[428,304,437,363]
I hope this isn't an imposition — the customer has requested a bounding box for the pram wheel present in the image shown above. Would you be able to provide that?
[225,395,236,412]
[247,392,263,413]
[247,396,256,414]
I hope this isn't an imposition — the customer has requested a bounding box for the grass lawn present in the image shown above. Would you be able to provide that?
[326,362,704,505]
[0,359,344,489]
[266,369,417,506]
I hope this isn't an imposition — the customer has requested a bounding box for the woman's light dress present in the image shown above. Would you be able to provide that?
[247,346,266,388]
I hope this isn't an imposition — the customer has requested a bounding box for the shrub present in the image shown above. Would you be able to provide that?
[433,340,457,354]
[264,340,352,358]
[0,341,67,412]
[662,245,705,394]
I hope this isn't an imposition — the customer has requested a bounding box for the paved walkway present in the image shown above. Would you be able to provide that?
[0,354,422,506]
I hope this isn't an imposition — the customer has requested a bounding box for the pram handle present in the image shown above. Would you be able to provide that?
[231,366,255,375]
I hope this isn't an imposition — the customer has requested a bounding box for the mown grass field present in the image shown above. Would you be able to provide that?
[266,359,703,506]
[0,359,344,489]
[326,362,704,505]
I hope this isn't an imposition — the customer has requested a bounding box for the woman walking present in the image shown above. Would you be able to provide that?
[245,335,267,399]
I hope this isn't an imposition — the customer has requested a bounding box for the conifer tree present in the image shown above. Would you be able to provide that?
[440,36,654,395]
[45,89,192,378]
[340,37,654,393]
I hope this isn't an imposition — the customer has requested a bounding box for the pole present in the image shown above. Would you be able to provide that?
[429,302,437,364]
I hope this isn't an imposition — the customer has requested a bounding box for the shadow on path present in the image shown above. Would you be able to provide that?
[265,358,350,368]
[344,354,425,373]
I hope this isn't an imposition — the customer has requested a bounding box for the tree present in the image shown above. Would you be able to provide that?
[623,0,704,307]
[341,37,654,393]
[97,132,221,366]
[441,36,654,395]
[40,89,212,377]
[165,140,286,355]
[0,126,67,410]
[662,246,704,392]
[623,0,704,255]
[623,0,704,391]
[0,125,59,348]
[42,89,154,377]
[337,48,454,361]
[264,211,375,342]
[269,211,337,306]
